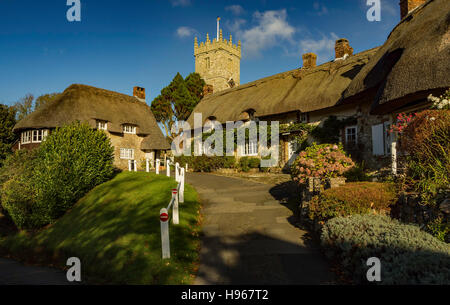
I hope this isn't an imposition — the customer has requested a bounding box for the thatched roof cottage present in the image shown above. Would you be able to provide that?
[186,0,449,170]
[187,39,380,167]
[13,84,170,170]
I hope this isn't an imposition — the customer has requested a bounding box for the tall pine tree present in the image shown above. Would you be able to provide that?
[151,72,205,141]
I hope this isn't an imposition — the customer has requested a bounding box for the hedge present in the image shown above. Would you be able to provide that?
[308,182,397,222]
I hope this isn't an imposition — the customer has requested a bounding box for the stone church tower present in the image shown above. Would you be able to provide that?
[194,18,241,94]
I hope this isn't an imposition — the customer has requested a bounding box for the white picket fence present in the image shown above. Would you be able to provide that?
[127,158,187,259]
[155,159,186,259]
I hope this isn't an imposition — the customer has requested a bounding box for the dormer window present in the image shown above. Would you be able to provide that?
[96,120,107,131]
[123,124,136,134]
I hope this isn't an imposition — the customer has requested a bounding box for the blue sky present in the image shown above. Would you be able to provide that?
[0,0,400,106]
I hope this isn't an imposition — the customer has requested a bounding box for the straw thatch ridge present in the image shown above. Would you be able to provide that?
[186,47,379,126]
[14,84,170,150]
[342,0,450,114]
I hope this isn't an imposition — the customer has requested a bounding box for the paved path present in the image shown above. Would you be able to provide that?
[186,173,335,285]
[0,258,71,285]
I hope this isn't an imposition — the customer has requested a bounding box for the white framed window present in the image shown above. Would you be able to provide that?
[21,129,48,144]
[21,131,31,144]
[123,125,136,134]
[120,148,134,159]
[97,120,107,131]
[240,139,258,156]
[345,125,357,147]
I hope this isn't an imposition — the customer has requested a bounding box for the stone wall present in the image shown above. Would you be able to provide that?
[108,132,147,170]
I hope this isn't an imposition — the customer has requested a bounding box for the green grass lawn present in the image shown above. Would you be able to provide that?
[0,171,202,284]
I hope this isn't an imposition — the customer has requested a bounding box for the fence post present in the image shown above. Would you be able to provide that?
[166,159,170,177]
[172,189,179,225]
[175,162,180,182]
[146,159,150,172]
[156,159,160,175]
[160,208,170,259]
[134,160,137,172]
[179,168,185,203]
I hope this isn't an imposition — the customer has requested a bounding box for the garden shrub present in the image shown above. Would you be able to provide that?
[321,214,450,284]
[0,150,40,228]
[33,122,114,222]
[175,155,236,172]
[1,122,115,229]
[238,157,260,172]
[309,182,397,222]
[398,109,450,201]
[291,143,355,184]
[343,163,371,182]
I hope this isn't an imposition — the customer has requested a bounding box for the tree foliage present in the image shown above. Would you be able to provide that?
[151,72,205,141]
[0,104,17,165]
[34,92,61,111]
[13,94,34,121]
[0,122,115,229]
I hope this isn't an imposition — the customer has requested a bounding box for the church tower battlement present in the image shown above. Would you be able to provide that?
[194,17,241,94]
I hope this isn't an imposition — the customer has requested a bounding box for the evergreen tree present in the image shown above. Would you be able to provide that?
[151,72,205,141]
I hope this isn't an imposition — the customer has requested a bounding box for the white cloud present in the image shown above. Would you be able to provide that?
[313,1,329,16]
[176,26,197,38]
[171,0,191,7]
[225,5,245,16]
[297,33,339,62]
[234,9,296,58]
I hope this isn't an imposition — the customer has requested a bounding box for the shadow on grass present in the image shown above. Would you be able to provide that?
[0,172,202,285]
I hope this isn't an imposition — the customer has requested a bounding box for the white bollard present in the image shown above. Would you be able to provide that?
[134,160,137,172]
[156,159,160,175]
[185,163,188,172]
[172,189,179,225]
[160,208,170,259]
[146,159,150,173]
[175,162,180,182]
[179,168,185,203]
[128,160,132,171]
[166,159,170,177]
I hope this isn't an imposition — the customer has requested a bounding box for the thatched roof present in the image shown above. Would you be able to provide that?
[14,84,170,150]
[341,0,450,114]
[186,47,379,126]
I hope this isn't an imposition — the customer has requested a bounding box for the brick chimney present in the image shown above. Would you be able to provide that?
[133,86,146,102]
[302,53,317,69]
[335,38,353,59]
[400,0,426,19]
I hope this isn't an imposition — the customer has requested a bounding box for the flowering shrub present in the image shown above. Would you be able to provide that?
[399,109,450,200]
[291,143,355,184]
[389,113,415,134]
[429,88,450,110]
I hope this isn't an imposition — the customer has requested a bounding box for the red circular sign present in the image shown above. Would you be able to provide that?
[172,189,178,194]
[160,213,169,222]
